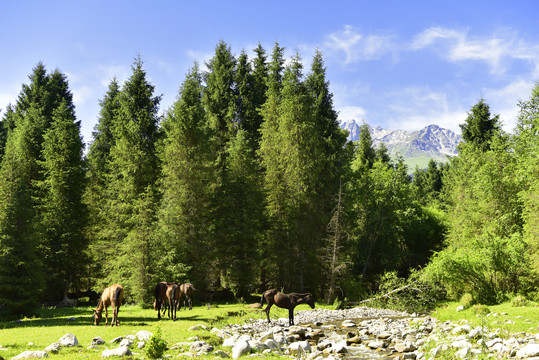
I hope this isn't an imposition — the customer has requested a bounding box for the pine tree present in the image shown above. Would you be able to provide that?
[35,100,87,301]
[460,98,501,151]
[352,123,376,171]
[101,56,161,303]
[0,114,44,314]
[157,63,212,288]
[85,79,121,291]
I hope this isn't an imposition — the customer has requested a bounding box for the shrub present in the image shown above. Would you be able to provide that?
[471,304,491,316]
[511,295,530,307]
[144,327,168,359]
[460,293,474,308]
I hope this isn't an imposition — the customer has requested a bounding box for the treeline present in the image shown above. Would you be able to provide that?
[0,40,538,315]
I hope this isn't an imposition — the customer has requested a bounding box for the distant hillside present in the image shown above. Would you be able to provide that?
[341,119,462,169]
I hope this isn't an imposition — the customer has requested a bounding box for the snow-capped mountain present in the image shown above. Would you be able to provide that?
[341,119,461,164]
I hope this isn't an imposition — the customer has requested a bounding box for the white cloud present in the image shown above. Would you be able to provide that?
[72,85,94,107]
[410,27,539,76]
[324,25,395,64]
[98,65,130,87]
[385,86,465,133]
[337,105,367,123]
[483,79,536,131]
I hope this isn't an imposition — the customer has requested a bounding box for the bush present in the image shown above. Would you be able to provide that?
[471,304,491,316]
[511,295,530,307]
[144,327,168,359]
[460,293,474,308]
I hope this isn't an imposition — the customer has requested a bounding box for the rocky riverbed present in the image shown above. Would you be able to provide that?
[6,307,539,359]
[211,307,539,359]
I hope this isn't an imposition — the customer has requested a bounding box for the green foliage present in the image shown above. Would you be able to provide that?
[370,270,445,313]
[511,295,530,307]
[144,327,168,359]
[459,293,474,308]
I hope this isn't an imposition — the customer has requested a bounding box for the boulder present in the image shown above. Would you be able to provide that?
[11,351,48,359]
[118,338,133,348]
[517,344,539,358]
[190,341,214,354]
[58,333,78,347]
[288,341,311,355]
[101,346,132,357]
[91,337,105,346]
[232,339,250,359]
[43,343,60,354]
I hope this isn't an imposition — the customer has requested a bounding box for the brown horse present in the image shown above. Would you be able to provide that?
[260,289,315,326]
[94,284,123,326]
[166,283,180,320]
[179,283,196,310]
[153,282,169,319]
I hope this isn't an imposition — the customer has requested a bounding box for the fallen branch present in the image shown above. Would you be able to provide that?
[358,281,418,305]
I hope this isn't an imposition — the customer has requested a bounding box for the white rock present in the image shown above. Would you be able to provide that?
[213,349,229,358]
[102,346,132,357]
[232,339,250,359]
[451,339,472,349]
[517,343,539,358]
[456,305,465,312]
[136,330,153,341]
[342,320,356,327]
[367,340,384,349]
[264,339,280,351]
[58,333,78,347]
[119,338,133,348]
[12,351,48,359]
[486,338,502,347]
[190,340,213,354]
[288,341,311,355]
[91,336,105,345]
[455,346,470,358]
[43,343,60,354]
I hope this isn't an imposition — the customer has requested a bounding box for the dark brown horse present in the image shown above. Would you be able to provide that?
[153,282,169,319]
[166,283,180,320]
[94,284,123,326]
[179,283,196,310]
[260,289,315,326]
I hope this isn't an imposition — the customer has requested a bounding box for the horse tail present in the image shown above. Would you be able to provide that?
[114,286,122,306]
[260,291,266,305]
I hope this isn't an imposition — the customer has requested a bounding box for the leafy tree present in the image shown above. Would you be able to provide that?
[424,117,524,303]
[514,81,539,286]
[35,101,87,301]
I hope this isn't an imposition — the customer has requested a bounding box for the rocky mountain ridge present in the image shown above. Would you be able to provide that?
[341,119,462,166]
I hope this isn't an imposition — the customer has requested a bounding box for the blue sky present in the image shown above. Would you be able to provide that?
[2,0,539,145]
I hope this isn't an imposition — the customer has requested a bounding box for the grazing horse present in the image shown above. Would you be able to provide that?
[179,283,196,310]
[153,282,169,319]
[166,283,180,320]
[94,284,123,326]
[260,289,315,326]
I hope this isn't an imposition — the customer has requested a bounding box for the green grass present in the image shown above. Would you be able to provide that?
[0,301,318,359]
[430,300,539,335]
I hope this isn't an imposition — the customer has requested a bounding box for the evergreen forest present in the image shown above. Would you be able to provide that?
[0,41,538,316]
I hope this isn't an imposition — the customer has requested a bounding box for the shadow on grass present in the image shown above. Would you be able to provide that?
[0,310,217,329]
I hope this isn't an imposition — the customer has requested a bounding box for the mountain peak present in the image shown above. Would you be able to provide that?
[341,120,462,165]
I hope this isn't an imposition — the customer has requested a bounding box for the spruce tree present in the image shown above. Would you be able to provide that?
[85,79,121,291]
[35,101,87,301]
[157,63,212,288]
[460,98,501,151]
[101,56,161,303]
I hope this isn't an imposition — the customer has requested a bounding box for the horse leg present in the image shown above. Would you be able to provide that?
[289,308,294,326]
[265,303,273,324]
[157,299,161,319]
[115,304,120,326]
[188,295,192,310]
[104,306,109,326]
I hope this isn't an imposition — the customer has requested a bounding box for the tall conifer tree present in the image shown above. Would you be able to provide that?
[101,57,161,303]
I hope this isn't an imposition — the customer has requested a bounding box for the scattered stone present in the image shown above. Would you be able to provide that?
[136,330,153,342]
[213,349,230,357]
[110,336,123,343]
[119,338,133,348]
[102,346,132,357]
[190,341,213,354]
[456,305,465,312]
[288,341,311,355]
[232,339,250,359]
[91,336,105,346]
[43,343,60,354]
[11,351,48,359]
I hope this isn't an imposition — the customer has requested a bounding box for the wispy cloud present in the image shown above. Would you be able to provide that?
[385,86,465,132]
[337,105,367,122]
[324,25,395,64]
[410,27,539,76]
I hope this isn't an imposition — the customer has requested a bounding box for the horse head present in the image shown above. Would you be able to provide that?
[93,309,102,325]
[304,293,315,309]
